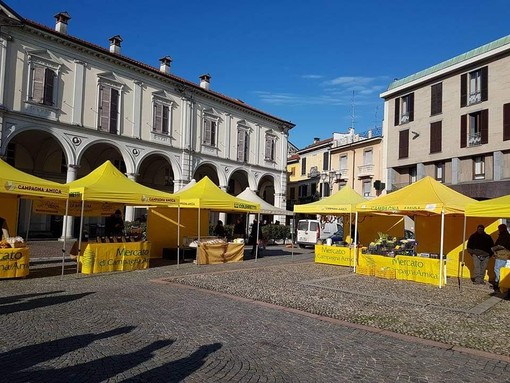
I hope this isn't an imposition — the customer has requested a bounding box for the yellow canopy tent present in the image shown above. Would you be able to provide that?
[465,195,510,218]
[175,176,259,212]
[294,184,367,246]
[293,184,366,214]
[0,158,69,238]
[67,161,178,207]
[356,176,477,287]
[155,176,260,262]
[66,160,179,272]
[0,158,70,278]
[0,158,68,199]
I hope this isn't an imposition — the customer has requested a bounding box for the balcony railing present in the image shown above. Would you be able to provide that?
[468,92,481,105]
[357,164,374,177]
[468,132,481,147]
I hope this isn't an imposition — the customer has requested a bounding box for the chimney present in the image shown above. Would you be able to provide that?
[109,35,123,54]
[313,137,320,144]
[199,73,211,90]
[159,56,172,74]
[54,11,71,34]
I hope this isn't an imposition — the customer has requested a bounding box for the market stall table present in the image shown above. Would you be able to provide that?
[197,242,244,265]
[0,247,29,278]
[79,241,151,274]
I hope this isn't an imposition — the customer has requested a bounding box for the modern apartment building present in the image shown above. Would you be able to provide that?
[381,34,510,199]
[0,2,294,237]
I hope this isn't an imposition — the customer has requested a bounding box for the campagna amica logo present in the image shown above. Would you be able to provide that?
[4,181,15,191]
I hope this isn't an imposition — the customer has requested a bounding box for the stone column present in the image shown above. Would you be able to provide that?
[274,192,286,225]
[218,185,227,225]
[125,173,137,222]
[61,164,79,241]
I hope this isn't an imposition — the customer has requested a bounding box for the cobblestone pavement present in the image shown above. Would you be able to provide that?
[0,241,508,382]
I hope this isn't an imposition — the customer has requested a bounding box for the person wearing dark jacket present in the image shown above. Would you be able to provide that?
[467,224,494,285]
[491,224,510,293]
[213,220,226,238]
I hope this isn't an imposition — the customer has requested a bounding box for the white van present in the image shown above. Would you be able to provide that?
[296,219,340,248]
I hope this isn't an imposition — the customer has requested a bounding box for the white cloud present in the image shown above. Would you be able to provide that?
[301,74,323,79]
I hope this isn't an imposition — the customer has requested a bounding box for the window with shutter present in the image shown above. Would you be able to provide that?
[153,103,163,133]
[99,86,111,132]
[460,114,467,148]
[109,88,119,134]
[162,105,169,134]
[237,130,247,162]
[399,129,409,159]
[394,98,400,126]
[323,152,329,170]
[503,103,510,141]
[431,83,442,115]
[460,73,467,107]
[203,118,217,146]
[152,97,173,136]
[31,66,45,103]
[463,67,487,106]
[265,135,276,161]
[43,68,55,106]
[480,109,488,144]
[301,158,306,175]
[430,121,442,154]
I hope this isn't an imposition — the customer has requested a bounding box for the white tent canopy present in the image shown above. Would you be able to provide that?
[236,187,293,216]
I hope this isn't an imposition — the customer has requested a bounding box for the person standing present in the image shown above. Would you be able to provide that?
[467,224,494,285]
[491,223,510,293]
[250,219,263,257]
[213,220,226,238]
[0,216,9,240]
[233,218,245,239]
[106,209,124,237]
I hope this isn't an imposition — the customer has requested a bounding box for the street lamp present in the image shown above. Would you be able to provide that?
[320,170,342,197]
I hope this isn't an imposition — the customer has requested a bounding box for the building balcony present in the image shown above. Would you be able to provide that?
[357,164,374,178]
[468,132,481,147]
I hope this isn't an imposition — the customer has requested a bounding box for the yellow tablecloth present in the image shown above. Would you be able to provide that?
[197,243,244,265]
[0,247,29,278]
[315,245,354,266]
[79,242,151,274]
[500,267,510,290]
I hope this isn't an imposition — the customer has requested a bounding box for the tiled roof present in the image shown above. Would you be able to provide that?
[387,34,510,91]
[22,19,295,128]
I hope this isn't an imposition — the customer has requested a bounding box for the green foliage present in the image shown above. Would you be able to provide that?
[261,224,291,243]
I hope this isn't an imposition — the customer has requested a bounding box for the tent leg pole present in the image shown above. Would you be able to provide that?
[439,210,445,288]
[177,206,181,268]
[61,199,70,279]
[460,215,467,291]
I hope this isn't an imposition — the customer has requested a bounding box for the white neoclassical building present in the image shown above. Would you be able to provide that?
[0,2,294,238]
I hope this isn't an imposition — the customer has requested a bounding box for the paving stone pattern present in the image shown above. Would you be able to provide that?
[0,241,507,382]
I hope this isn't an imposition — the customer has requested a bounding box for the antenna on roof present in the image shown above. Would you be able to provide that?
[350,90,356,130]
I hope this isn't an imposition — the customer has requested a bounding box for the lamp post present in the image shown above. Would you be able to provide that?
[320,170,341,197]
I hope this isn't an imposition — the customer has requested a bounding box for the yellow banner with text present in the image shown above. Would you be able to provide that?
[315,245,354,267]
[80,242,151,274]
[0,247,29,278]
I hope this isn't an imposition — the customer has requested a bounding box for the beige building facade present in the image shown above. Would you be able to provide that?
[287,129,383,213]
[0,3,293,237]
[381,34,510,198]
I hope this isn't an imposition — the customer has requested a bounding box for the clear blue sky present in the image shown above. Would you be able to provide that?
[6,0,510,148]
